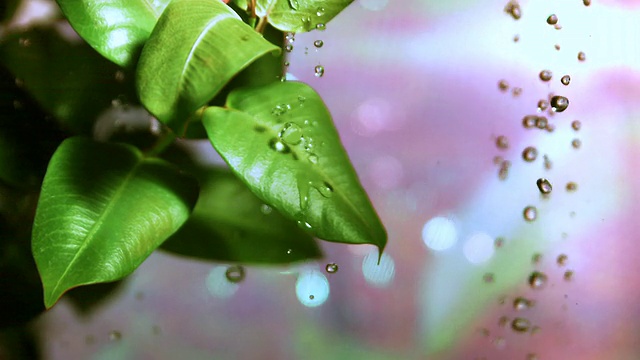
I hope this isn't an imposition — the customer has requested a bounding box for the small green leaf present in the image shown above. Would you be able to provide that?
[55,0,171,67]
[254,0,354,32]
[136,0,279,134]
[32,137,199,308]
[202,81,386,251]
[162,166,322,264]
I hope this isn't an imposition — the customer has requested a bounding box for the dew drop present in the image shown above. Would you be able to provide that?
[496,135,509,150]
[287,249,293,255]
[313,40,324,48]
[535,116,548,129]
[284,61,290,67]
[271,103,290,116]
[557,254,568,266]
[571,120,581,131]
[561,75,571,85]
[314,65,325,77]
[279,122,303,145]
[325,263,338,273]
[513,297,534,311]
[522,146,538,162]
[578,51,586,61]
[523,206,537,222]
[308,153,319,164]
[522,115,537,128]
[536,178,552,194]
[528,271,547,289]
[316,23,326,30]
[571,138,581,149]
[225,265,245,283]
[498,79,509,92]
[504,1,522,20]
[566,181,578,192]
[539,70,552,81]
[546,14,558,25]
[288,0,299,10]
[511,317,531,332]
[109,331,122,341]
[285,44,293,52]
[316,7,325,16]
[297,220,313,229]
[241,34,250,41]
[268,138,291,154]
[260,204,273,215]
[550,95,569,112]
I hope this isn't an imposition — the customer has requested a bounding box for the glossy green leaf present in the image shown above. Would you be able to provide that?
[32,137,199,308]
[136,0,280,134]
[56,0,171,67]
[249,0,353,32]
[202,81,386,251]
[162,166,322,263]
[0,27,135,134]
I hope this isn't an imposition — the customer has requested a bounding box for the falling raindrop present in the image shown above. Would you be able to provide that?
[566,182,578,192]
[314,65,325,77]
[513,297,534,311]
[325,263,338,273]
[523,206,537,222]
[557,254,568,266]
[546,14,558,25]
[504,1,521,20]
[109,331,122,341]
[511,318,531,332]
[572,138,581,149]
[296,270,330,307]
[496,135,509,150]
[561,75,571,85]
[578,51,586,61]
[539,70,552,81]
[536,178,552,194]
[279,122,304,145]
[313,40,324,48]
[528,271,547,289]
[572,120,581,131]
[550,95,569,112]
[225,265,245,283]
[498,79,509,92]
[522,146,538,162]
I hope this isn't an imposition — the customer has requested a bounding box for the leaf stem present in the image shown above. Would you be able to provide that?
[145,130,177,157]
[255,16,268,34]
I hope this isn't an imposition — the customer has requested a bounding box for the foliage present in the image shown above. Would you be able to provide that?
[0,0,385,314]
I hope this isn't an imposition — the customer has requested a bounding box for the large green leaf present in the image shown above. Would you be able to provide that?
[0,27,135,134]
[234,0,353,32]
[32,137,199,308]
[162,165,322,263]
[56,0,171,67]
[202,81,386,251]
[136,0,280,134]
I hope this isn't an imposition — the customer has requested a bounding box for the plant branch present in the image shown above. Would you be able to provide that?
[255,16,268,34]
[145,130,177,157]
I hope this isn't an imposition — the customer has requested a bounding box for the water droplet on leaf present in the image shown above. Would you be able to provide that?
[285,44,293,52]
[288,0,299,10]
[316,7,325,16]
[269,139,291,154]
[308,153,319,164]
[316,23,326,30]
[279,122,303,145]
[260,204,272,215]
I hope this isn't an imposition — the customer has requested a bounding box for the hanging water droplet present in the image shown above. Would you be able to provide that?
[225,265,245,283]
[513,297,534,311]
[285,32,295,43]
[528,271,547,289]
[504,1,521,20]
[550,95,569,112]
[511,317,531,332]
[313,40,324,48]
[536,178,552,194]
[566,181,578,192]
[498,79,509,92]
[523,206,537,222]
[109,331,122,341]
[260,204,273,215]
[539,70,552,81]
[325,263,338,273]
[314,65,324,77]
[316,7,325,16]
[578,51,586,61]
[279,122,303,145]
[557,254,568,266]
[546,14,558,25]
[522,146,538,162]
[571,138,581,149]
[571,120,581,131]
[316,23,326,30]
[285,44,293,52]
[496,135,509,150]
[308,153,319,164]
[288,0,299,10]
[269,138,291,154]
[561,75,571,85]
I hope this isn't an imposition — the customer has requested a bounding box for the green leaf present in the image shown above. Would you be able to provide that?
[202,81,386,251]
[253,0,354,32]
[136,0,280,134]
[32,137,199,308]
[162,165,322,263]
[55,0,171,67]
[0,27,135,134]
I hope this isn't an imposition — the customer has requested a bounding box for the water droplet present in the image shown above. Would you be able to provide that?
[285,44,293,52]
[496,135,509,150]
[316,23,326,30]
[308,153,319,164]
[498,79,509,92]
[260,204,272,215]
[288,0,299,10]
[539,70,552,81]
[578,51,586,61]
[571,138,581,149]
[557,254,568,266]
[316,7,325,16]
[536,178,552,194]
[522,115,537,128]
[528,271,547,289]
[297,220,312,229]
[271,104,290,116]
[512,87,522,97]
[523,206,537,222]
[309,295,315,299]
[535,116,548,129]
[268,138,291,154]
[543,154,552,170]
[555,44,561,50]
[550,95,569,112]
[314,65,324,77]
[504,1,521,20]
[241,34,250,41]
[571,120,581,131]
[566,181,578,192]
[287,249,293,255]
[498,160,510,181]
[109,331,121,341]
[522,146,538,162]
[279,122,303,145]
[285,33,295,43]
[513,34,520,42]
[513,297,534,311]
[284,61,290,67]
[225,265,245,283]
[318,181,334,197]
[583,0,591,6]
[301,16,312,29]
[546,14,558,25]
[511,317,531,332]
[561,75,571,85]
[564,270,574,281]
[537,99,549,111]
[532,253,542,264]
[313,40,324,48]
[254,125,266,133]
[325,263,338,273]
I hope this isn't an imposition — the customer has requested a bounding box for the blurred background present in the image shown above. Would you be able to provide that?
[3,0,640,359]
